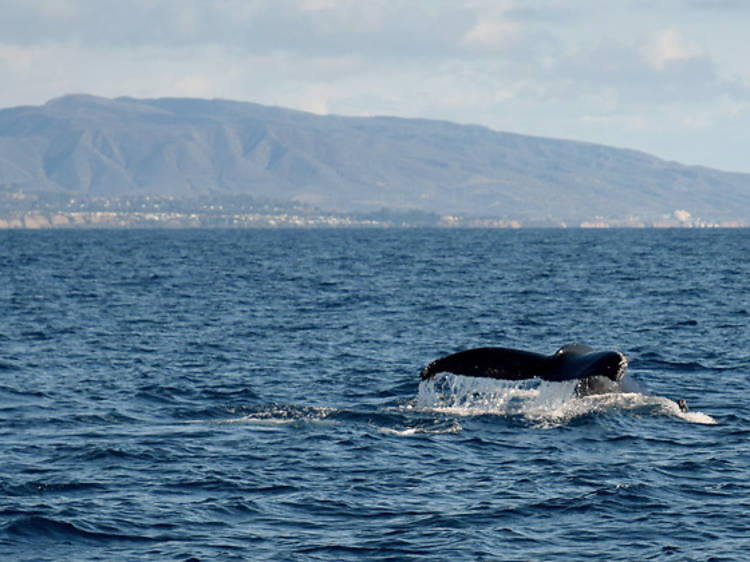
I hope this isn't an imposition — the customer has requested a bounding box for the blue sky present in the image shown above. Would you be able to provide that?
[1,0,748,172]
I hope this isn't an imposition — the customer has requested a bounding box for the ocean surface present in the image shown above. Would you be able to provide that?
[1,228,748,561]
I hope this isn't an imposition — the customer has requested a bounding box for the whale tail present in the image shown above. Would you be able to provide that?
[420,347,547,381]
[420,344,627,385]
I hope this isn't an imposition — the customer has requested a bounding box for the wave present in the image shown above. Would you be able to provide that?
[2,481,104,498]
[2,516,158,543]
[0,359,20,371]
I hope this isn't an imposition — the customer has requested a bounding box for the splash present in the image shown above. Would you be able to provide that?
[415,374,540,415]
[415,374,576,421]
[415,374,717,426]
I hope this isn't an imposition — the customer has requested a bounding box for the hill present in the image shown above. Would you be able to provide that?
[1,94,748,225]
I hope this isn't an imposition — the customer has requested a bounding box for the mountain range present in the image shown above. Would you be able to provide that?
[1,94,748,225]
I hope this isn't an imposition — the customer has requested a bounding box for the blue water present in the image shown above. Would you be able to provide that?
[1,228,748,560]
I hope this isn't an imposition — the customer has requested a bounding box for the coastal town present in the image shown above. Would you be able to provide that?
[0,191,744,229]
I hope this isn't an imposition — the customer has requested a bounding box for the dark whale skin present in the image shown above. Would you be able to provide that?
[420,344,628,387]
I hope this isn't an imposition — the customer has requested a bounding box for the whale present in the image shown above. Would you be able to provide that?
[420,344,629,396]
[421,343,692,412]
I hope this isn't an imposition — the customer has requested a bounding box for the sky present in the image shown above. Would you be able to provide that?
[1,0,749,172]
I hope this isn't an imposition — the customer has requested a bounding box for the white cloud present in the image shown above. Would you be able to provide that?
[642,27,705,70]
[172,75,214,98]
[461,19,521,52]
[289,84,332,115]
[36,0,80,21]
[581,113,647,131]
[0,43,34,72]
[299,0,344,12]
[681,98,745,128]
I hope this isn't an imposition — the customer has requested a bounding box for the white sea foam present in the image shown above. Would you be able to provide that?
[221,405,336,426]
[679,411,718,425]
[375,421,463,436]
[415,374,717,426]
[653,396,718,425]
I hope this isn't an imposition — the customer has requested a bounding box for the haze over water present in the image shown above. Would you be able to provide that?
[1,228,748,560]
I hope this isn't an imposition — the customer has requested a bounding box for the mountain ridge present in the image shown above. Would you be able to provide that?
[1,94,748,224]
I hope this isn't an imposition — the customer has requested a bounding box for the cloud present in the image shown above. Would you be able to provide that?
[173,75,214,98]
[554,31,744,106]
[36,0,80,21]
[684,0,750,11]
[504,4,576,22]
[680,97,745,128]
[460,15,521,52]
[0,0,478,60]
[299,0,341,11]
[581,113,647,131]
[642,27,704,70]
[0,44,34,72]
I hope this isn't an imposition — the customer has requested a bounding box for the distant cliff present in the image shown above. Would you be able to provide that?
[1,94,748,225]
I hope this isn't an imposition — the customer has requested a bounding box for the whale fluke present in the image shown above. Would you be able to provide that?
[420,344,628,388]
[420,347,547,381]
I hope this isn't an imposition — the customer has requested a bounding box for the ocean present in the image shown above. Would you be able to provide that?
[1,228,748,560]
